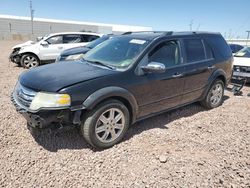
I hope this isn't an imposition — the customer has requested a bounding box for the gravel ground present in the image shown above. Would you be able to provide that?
[0,40,249,187]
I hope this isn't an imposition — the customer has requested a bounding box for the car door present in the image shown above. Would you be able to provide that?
[180,38,215,104]
[39,35,64,60]
[62,34,84,50]
[132,40,186,118]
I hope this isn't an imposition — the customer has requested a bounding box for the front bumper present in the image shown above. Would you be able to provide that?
[9,51,21,64]
[232,71,250,82]
[11,92,74,129]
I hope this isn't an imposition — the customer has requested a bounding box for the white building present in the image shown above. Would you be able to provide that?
[0,14,152,40]
[226,39,250,46]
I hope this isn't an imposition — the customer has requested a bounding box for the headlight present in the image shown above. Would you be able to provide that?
[65,54,85,61]
[30,92,71,111]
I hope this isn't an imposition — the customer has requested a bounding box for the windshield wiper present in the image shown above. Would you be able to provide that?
[84,59,115,70]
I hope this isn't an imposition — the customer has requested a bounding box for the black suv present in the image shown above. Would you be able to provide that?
[11,31,233,149]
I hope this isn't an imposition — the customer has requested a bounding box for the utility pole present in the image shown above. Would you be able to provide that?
[246,30,250,46]
[30,0,34,35]
[189,20,193,31]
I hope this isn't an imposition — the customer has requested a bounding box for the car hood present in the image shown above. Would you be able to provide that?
[19,61,115,92]
[233,57,250,67]
[61,46,90,56]
[12,40,36,49]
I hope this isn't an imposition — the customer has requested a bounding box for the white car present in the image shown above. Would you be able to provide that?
[9,32,103,68]
[233,47,250,82]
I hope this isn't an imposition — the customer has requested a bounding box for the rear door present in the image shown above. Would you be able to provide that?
[62,34,83,50]
[180,37,215,104]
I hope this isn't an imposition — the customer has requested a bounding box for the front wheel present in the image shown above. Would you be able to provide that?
[81,99,130,149]
[21,54,40,69]
[201,79,224,109]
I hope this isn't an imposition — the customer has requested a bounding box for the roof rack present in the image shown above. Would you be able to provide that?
[122,31,173,35]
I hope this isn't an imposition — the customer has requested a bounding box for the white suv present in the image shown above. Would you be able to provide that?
[9,32,103,68]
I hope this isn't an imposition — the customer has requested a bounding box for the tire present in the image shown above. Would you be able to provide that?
[21,54,40,69]
[201,79,224,109]
[81,99,130,149]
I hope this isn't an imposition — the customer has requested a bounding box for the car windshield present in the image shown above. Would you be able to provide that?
[234,47,250,58]
[83,37,149,68]
[85,35,110,49]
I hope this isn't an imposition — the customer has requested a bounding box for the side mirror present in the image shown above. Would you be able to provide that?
[40,41,49,46]
[141,62,166,74]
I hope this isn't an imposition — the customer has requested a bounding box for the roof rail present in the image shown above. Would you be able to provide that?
[122,31,173,35]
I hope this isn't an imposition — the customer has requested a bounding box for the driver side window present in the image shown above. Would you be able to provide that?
[149,41,180,68]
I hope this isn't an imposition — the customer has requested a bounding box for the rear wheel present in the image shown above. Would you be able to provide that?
[21,54,40,69]
[81,99,130,149]
[201,79,224,109]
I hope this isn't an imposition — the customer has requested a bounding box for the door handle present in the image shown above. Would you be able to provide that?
[207,65,215,70]
[172,73,183,78]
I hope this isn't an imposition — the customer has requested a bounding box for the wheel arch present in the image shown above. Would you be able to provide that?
[82,87,138,124]
[200,69,227,100]
[20,52,40,63]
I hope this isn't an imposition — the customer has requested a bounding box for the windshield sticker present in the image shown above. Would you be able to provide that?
[129,39,146,45]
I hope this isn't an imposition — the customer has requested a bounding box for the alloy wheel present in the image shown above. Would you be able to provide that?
[95,108,125,143]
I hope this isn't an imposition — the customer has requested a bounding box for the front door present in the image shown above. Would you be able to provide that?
[39,35,65,60]
[132,40,186,118]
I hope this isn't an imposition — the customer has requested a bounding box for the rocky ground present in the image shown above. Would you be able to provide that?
[0,40,249,187]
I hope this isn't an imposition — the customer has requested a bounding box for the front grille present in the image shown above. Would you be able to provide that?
[234,65,250,73]
[14,82,37,108]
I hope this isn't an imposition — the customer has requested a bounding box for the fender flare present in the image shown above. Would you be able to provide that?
[83,86,138,123]
[200,69,227,100]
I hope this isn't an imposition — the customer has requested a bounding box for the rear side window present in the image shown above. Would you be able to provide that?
[204,35,232,59]
[63,34,82,43]
[81,35,100,42]
[204,41,214,59]
[184,39,205,63]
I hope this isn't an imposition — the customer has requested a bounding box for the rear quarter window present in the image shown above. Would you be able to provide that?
[204,35,232,59]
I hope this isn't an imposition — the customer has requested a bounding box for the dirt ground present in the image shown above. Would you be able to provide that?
[0,40,249,187]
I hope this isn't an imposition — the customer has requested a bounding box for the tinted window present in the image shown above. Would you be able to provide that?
[63,34,81,43]
[46,35,63,44]
[184,39,205,62]
[204,41,214,59]
[149,41,180,68]
[204,35,232,59]
[81,35,100,42]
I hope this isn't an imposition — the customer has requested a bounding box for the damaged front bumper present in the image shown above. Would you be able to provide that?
[9,48,21,64]
[11,92,83,129]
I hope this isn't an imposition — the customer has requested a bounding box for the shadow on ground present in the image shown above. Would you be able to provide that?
[31,95,230,152]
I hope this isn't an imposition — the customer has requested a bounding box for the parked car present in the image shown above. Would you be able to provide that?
[56,34,113,62]
[229,44,244,54]
[9,32,103,68]
[232,46,250,82]
[11,31,233,149]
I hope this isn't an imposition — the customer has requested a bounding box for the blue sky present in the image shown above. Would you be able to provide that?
[1,0,250,38]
